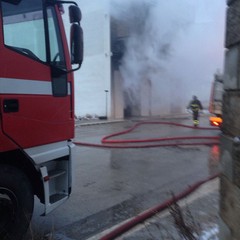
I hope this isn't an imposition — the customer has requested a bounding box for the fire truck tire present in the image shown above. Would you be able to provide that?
[0,164,34,240]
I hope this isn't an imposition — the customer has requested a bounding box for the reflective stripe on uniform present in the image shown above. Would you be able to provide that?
[191,104,200,111]
[193,120,199,125]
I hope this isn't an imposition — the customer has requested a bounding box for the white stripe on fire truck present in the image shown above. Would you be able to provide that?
[0,77,71,95]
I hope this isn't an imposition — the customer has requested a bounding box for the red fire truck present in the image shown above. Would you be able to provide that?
[209,72,223,127]
[0,0,83,239]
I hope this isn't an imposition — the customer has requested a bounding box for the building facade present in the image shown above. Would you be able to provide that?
[73,0,113,119]
[73,0,161,119]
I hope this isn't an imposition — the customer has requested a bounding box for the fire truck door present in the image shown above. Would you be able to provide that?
[0,0,73,149]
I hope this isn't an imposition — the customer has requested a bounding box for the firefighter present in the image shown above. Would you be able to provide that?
[187,95,203,126]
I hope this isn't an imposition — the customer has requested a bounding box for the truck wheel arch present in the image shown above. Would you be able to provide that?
[0,149,44,202]
[0,164,34,239]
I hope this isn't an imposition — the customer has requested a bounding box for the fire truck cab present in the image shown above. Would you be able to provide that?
[0,0,83,239]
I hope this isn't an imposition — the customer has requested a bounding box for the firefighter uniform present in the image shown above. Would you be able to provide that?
[187,96,203,126]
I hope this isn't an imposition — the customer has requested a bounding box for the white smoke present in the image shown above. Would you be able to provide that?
[110,0,225,115]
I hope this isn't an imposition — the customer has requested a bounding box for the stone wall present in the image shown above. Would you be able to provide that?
[220,0,240,239]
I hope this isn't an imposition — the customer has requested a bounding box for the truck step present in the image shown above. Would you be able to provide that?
[50,193,67,204]
[48,169,66,179]
[40,165,70,215]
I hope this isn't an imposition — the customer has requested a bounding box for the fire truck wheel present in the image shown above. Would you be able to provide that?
[0,164,34,240]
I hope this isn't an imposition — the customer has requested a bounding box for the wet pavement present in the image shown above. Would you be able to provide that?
[25,114,221,240]
[88,178,220,240]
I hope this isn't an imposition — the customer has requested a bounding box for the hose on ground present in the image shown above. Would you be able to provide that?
[99,173,220,240]
[74,121,220,148]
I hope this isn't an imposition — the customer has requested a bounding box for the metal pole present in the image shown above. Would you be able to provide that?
[105,90,109,119]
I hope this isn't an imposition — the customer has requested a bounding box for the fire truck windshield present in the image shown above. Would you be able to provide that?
[1,0,66,68]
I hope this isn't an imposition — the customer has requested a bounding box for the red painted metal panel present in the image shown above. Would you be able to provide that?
[0,5,74,151]
[1,95,74,148]
[0,48,74,150]
[0,131,18,152]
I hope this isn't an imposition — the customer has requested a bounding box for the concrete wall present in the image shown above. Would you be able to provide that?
[73,0,112,118]
[111,70,124,119]
[220,0,240,239]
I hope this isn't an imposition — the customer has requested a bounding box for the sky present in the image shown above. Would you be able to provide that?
[110,0,226,112]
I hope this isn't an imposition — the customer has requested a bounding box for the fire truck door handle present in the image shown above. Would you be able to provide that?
[3,99,19,113]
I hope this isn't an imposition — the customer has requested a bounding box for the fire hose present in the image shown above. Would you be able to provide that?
[73,121,220,239]
[74,121,220,148]
[99,173,220,240]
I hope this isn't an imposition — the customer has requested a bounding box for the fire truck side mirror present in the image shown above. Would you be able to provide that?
[70,23,83,66]
[69,5,83,68]
[69,5,82,23]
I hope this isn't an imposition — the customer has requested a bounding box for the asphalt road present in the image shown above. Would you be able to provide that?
[27,115,221,240]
